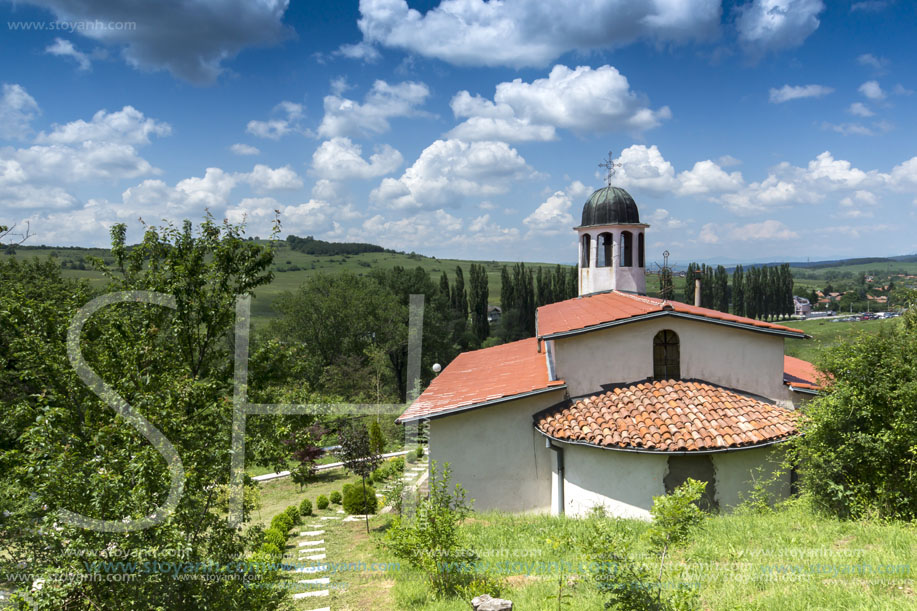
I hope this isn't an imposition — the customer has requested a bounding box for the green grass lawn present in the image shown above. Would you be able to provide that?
[298,500,916,610]
[784,317,900,363]
[250,466,362,530]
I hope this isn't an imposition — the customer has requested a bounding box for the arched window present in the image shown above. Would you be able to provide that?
[621,231,633,267]
[596,232,613,267]
[638,232,645,268]
[653,330,680,379]
[581,234,591,267]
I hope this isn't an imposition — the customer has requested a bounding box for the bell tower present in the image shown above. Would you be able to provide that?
[577,152,649,296]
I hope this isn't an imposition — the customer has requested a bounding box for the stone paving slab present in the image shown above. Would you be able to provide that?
[293,589,329,600]
[299,530,324,537]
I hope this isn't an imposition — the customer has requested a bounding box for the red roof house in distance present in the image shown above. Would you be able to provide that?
[399,174,819,518]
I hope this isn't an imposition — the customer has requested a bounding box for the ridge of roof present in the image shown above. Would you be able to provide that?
[537,290,806,339]
[396,337,565,423]
[535,378,799,453]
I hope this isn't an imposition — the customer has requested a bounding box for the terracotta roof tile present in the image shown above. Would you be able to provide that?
[535,379,798,452]
[396,337,565,423]
[783,355,824,391]
[537,291,805,338]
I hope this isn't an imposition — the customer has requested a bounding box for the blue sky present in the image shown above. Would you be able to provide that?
[1,0,915,265]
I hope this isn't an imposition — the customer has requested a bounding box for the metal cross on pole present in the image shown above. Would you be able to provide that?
[598,150,621,187]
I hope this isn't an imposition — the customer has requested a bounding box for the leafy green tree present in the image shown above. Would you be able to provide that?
[789,304,917,519]
[339,420,382,533]
[684,262,697,304]
[0,218,286,609]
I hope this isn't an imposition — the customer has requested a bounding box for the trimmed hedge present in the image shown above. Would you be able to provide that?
[316,495,329,510]
[330,490,342,505]
[270,513,293,534]
[263,528,286,550]
[284,505,301,525]
[343,482,378,515]
[299,497,313,516]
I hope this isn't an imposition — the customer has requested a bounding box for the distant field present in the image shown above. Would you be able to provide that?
[9,242,571,324]
[784,317,899,363]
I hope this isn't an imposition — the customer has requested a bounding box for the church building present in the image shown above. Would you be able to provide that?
[397,177,822,518]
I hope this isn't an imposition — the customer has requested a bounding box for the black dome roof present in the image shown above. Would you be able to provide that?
[580,186,640,227]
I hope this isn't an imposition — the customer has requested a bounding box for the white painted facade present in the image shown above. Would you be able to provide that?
[577,225,648,295]
[427,390,564,513]
[554,443,791,519]
[551,316,789,404]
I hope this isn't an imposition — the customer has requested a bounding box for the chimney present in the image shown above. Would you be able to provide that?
[694,270,702,308]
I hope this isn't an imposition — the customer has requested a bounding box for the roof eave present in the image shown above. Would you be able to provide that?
[534,427,796,455]
[538,310,807,341]
[396,383,567,424]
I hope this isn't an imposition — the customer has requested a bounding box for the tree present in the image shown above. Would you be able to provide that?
[0,217,286,609]
[468,263,490,344]
[369,419,386,456]
[713,265,729,313]
[684,262,697,304]
[732,265,745,316]
[339,420,383,533]
[659,265,674,301]
[789,302,917,519]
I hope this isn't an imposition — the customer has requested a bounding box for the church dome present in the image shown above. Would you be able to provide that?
[580,186,640,227]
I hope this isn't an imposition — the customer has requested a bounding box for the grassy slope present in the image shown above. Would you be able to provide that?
[783,317,899,363]
[252,483,916,610]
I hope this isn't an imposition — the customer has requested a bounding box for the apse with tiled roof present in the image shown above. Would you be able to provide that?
[398,153,823,520]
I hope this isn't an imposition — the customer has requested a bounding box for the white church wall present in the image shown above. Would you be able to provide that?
[561,444,667,519]
[552,316,786,401]
[712,445,791,510]
[427,390,564,513]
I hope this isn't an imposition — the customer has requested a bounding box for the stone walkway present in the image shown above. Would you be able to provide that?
[284,458,429,609]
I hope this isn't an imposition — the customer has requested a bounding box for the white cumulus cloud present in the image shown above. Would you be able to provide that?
[736,0,825,56]
[0,84,40,140]
[447,64,670,141]
[355,0,721,68]
[318,80,430,138]
[311,137,403,180]
[371,139,530,210]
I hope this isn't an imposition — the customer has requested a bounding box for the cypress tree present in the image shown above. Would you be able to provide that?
[684,262,697,304]
[714,265,729,313]
[500,266,514,311]
[469,263,489,343]
[733,265,745,317]
[567,265,577,299]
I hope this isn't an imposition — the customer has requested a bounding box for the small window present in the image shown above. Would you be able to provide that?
[596,232,613,267]
[581,234,591,267]
[653,330,680,379]
[621,231,633,267]
[638,232,645,268]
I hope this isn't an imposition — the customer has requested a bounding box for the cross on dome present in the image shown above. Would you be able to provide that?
[598,150,621,187]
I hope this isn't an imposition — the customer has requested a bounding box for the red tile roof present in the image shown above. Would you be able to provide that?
[783,355,824,391]
[396,337,565,423]
[537,291,805,338]
[535,379,798,452]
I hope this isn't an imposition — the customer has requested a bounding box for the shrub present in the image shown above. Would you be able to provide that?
[299,497,313,516]
[583,478,707,610]
[383,462,475,596]
[258,543,282,562]
[371,468,384,483]
[263,528,286,550]
[406,452,417,464]
[316,495,329,510]
[270,513,293,534]
[284,505,301,525]
[369,419,386,455]
[330,490,342,505]
[389,456,405,473]
[343,483,378,515]
[415,445,424,458]
[789,305,917,519]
